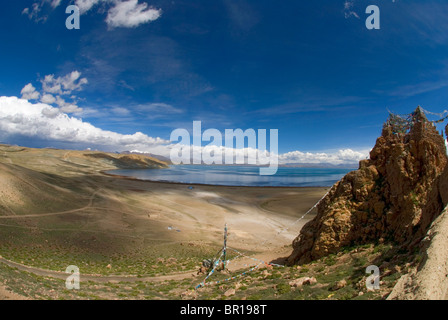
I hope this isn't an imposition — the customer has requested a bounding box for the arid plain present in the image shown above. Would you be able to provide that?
[0,144,329,299]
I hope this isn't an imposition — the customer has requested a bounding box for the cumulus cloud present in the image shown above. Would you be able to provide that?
[106,0,162,28]
[0,96,369,166]
[20,83,40,100]
[40,93,56,104]
[54,96,83,114]
[168,144,369,168]
[279,148,369,165]
[20,71,88,115]
[41,106,61,119]
[25,0,162,28]
[75,0,162,28]
[0,96,168,151]
[169,145,273,166]
[41,71,88,96]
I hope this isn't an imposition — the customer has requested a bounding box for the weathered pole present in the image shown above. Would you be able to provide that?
[223,224,228,270]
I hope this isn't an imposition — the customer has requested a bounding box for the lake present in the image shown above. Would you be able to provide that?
[108,165,354,187]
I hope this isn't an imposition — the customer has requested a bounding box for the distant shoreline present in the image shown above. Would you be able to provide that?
[163,164,358,169]
[101,169,338,189]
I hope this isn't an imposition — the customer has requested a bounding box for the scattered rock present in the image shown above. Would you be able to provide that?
[330,279,347,291]
[289,277,317,288]
[181,290,198,300]
[262,270,271,278]
[393,265,402,273]
[224,289,236,297]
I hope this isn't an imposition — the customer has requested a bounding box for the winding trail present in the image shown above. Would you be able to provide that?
[0,189,101,220]
[0,257,198,284]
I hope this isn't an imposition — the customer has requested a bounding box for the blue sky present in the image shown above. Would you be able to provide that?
[0,0,447,164]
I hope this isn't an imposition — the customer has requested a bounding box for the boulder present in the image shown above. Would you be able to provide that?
[289,277,317,287]
[224,289,236,297]
[330,279,347,291]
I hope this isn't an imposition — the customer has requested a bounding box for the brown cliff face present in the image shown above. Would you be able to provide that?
[288,107,448,265]
[440,124,448,205]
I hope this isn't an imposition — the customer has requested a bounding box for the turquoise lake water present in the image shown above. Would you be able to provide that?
[109,165,354,187]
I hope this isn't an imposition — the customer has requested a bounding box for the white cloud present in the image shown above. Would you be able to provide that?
[21,71,89,114]
[48,0,62,8]
[22,0,62,23]
[41,106,61,119]
[343,0,360,19]
[1,94,371,166]
[75,0,104,14]
[106,0,162,28]
[41,75,62,94]
[41,71,88,96]
[25,0,162,28]
[54,96,83,114]
[41,93,56,104]
[0,96,168,151]
[74,0,162,28]
[279,148,369,165]
[344,0,397,19]
[21,83,40,100]
[111,107,131,116]
[22,4,43,22]
[136,103,184,114]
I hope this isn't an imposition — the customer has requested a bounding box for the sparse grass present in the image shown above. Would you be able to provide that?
[324,254,337,266]
[0,145,409,301]
[0,240,407,300]
[0,226,217,277]
[276,283,291,294]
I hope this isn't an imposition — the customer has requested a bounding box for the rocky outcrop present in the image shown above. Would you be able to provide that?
[387,205,448,300]
[288,107,448,265]
[439,124,448,205]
